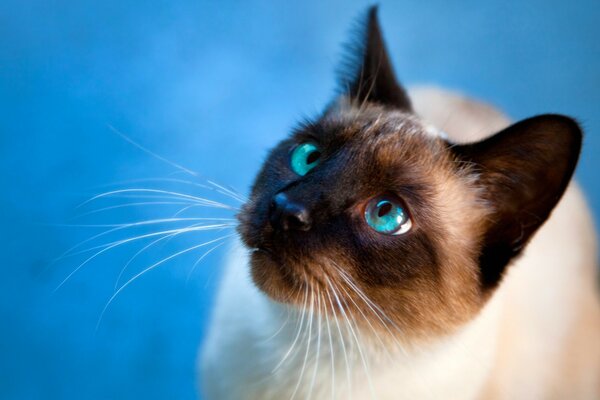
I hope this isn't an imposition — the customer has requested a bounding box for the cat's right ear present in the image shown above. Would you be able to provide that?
[450,114,582,291]
[336,6,412,111]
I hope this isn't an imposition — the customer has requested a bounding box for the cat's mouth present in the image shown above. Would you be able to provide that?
[247,241,332,305]
[252,246,273,256]
[237,198,339,305]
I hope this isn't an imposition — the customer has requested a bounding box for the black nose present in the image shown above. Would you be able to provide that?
[269,193,312,232]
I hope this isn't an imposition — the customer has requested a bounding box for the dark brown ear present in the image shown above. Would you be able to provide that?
[451,114,582,290]
[337,6,412,111]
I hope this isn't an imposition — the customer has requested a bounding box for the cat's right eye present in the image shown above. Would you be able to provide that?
[290,142,321,176]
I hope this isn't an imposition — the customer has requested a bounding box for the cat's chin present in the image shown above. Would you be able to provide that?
[248,248,310,306]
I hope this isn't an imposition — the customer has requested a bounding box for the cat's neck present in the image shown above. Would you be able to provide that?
[203,242,504,400]
[266,296,502,399]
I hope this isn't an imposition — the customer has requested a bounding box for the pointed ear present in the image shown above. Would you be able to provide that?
[452,114,582,290]
[338,6,412,111]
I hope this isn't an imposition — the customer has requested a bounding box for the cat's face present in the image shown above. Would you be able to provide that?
[238,8,581,340]
[239,103,486,337]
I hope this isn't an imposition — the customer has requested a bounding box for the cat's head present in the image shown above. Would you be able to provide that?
[238,7,581,339]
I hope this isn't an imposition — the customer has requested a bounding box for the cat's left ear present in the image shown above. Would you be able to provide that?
[338,6,412,111]
[450,114,582,290]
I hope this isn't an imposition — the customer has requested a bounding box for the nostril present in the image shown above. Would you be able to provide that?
[269,198,278,214]
[285,209,311,231]
[269,193,312,232]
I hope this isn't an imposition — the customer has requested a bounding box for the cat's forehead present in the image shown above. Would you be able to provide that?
[315,100,446,165]
[325,98,438,137]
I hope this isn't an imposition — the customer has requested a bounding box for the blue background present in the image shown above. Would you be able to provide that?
[1,1,598,398]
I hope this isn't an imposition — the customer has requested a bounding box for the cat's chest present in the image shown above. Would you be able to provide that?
[201,244,500,400]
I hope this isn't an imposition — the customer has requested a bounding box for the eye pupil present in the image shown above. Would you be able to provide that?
[377,202,392,217]
[306,150,321,165]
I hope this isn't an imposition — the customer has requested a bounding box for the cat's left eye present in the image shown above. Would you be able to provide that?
[364,195,412,235]
[290,142,321,176]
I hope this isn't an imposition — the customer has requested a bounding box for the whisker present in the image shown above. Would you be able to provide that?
[55,221,236,262]
[70,201,194,219]
[88,177,212,191]
[107,126,248,205]
[113,232,176,291]
[190,240,230,285]
[54,224,235,291]
[332,263,405,338]
[95,233,236,331]
[172,204,198,217]
[113,223,230,291]
[100,178,246,206]
[325,287,352,399]
[206,179,247,203]
[307,289,323,400]
[326,276,376,399]
[78,189,238,211]
[289,282,315,400]
[324,293,336,400]
[335,278,393,362]
[271,286,309,373]
[107,124,199,177]
[59,217,237,229]
[261,288,306,344]
[87,194,208,201]
[259,302,293,345]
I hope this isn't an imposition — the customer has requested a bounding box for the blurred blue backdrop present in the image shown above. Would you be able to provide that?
[1,0,598,398]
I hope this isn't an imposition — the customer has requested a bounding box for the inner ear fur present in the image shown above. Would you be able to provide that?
[451,114,582,290]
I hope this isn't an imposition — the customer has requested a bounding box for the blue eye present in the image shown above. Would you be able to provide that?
[365,195,412,235]
[290,142,321,176]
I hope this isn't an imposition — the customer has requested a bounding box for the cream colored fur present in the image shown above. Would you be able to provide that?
[200,87,600,399]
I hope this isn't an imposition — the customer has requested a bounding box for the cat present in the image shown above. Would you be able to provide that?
[200,7,600,399]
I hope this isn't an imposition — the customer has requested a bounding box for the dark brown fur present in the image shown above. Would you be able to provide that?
[237,7,582,341]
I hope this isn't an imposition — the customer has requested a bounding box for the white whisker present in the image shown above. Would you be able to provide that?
[260,303,293,345]
[335,279,392,361]
[333,265,407,353]
[59,217,237,229]
[307,290,323,400]
[54,223,235,291]
[88,177,212,191]
[206,179,247,203]
[189,240,230,285]
[95,233,236,331]
[58,222,236,261]
[107,124,199,177]
[324,294,336,400]
[107,125,247,205]
[325,287,351,399]
[271,286,309,373]
[289,282,314,400]
[326,275,375,399]
[112,223,226,291]
[172,204,198,217]
[78,189,238,211]
[71,201,194,219]
[113,233,174,291]
[50,218,204,266]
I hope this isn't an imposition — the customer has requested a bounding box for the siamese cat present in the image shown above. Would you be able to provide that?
[201,7,600,399]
